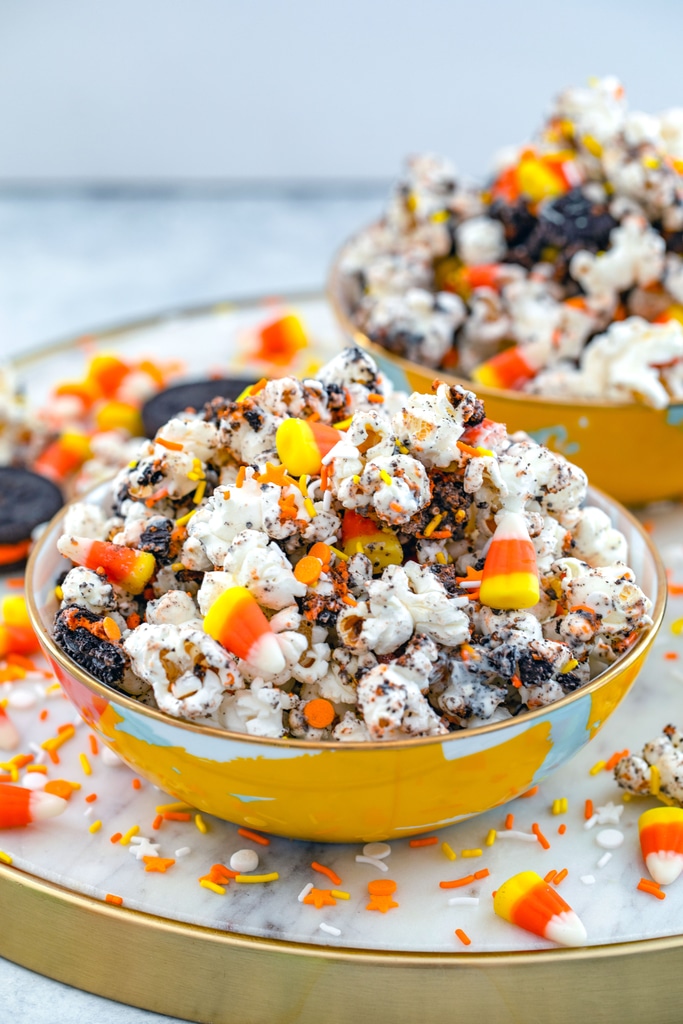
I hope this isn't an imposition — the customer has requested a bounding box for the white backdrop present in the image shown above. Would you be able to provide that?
[0,0,682,183]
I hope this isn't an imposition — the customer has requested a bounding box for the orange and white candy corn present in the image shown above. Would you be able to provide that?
[494,870,587,947]
[0,783,68,829]
[0,706,19,751]
[203,586,285,676]
[639,806,683,885]
[471,345,543,391]
[57,537,155,595]
[256,313,308,364]
[480,510,539,610]
[34,431,92,483]
[275,418,341,477]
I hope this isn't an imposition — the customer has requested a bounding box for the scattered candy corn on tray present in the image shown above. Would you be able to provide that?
[2,293,683,1024]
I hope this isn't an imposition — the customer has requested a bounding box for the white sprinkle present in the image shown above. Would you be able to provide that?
[447,896,479,906]
[596,829,624,850]
[319,922,341,937]
[580,875,596,885]
[355,855,388,871]
[7,690,36,710]
[100,746,124,767]
[362,842,391,860]
[175,847,191,858]
[493,830,537,843]
[230,849,260,873]
[298,882,314,903]
[129,835,145,844]
[584,814,598,830]
[83,806,93,817]
[595,801,624,825]
[28,741,41,756]
[322,490,332,512]
[597,851,612,869]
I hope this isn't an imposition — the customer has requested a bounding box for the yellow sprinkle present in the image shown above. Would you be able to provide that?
[461,849,483,858]
[658,791,676,806]
[193,480,206,504]
[552,798,568,815]
[330,889,351,899]
[379,470,393,486]
[622,792,632,802]
[304,497,317,518]
[156,802,194,813]
[396,442,409,454]
[650,764,661,796]
[441,842,457,861]
[430,209,450,223]
[119,825,140,846]
[354,539,364,555]
[54,586,64,601]
[192,458,203,475]
[642,154,659,169]
[298,474,309,498]
[0,850,13,865]
[26,765,48,774]
[435,552,447,565]
[589,760,606,776]
[65,780,81,791]
[128,460,138,468]
[41,728,76,753]
[200,879,226,895]
[334,416,353,430]
[171,562,185,572]
[328,546,349,562]
[187,472,201,481]
[79,753,92,776]
[89,820,102,834]
[175,509,197,527]
[235,872,279,883]
[582,133,603,157]
[671,618,683,636]
[423,512,444,538]
[561,659,579,674]
[194,814,208,834]
[352,475,361,485]
[46,683,62,694]
[485,829,497,847]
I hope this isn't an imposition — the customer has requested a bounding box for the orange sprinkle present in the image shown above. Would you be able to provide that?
[604,749,629,771]
[664,651,679,661]
[105,894,124,906]
[303,698,335,729]
[250,377,268,396]
[511,674,522,689]
[638,879,666,900]
[163,811,191,821]
[143,856,175,873]
[532,823,550,849]
[10,754,34,769]
[505,813,514,830]
[320,463,330,492]
[85,793,98,803]
[520,786,538,798]
[237,827,270,846]
[341,594,357,606]
[308,542,332,566]
[440,873,475,889]
[5,577,25,588]
[126,612,141,630]
[110,832,123,844]
[156,437,184,451]
[132,778,142,790]
[389,502,403,514]
[558,824,567,835]
[584,799,594,821]
[6,654,38,672]
[367,393,385,403]
[145,486,169,508]
[89,735,99,756]
[544,870,557,883]
[454,928,471,946]
[311,861,342,886]
[102,616,121,642]
[152,814,163,830]
[235,466,246,488]
[409,836,439,847]
[294,555,323,586]
[473,869,489,880]
[367,878,397,896]
[26,765,47,775]
[46,748,60,765]
[553,868,568,885]
[668,583,683,596]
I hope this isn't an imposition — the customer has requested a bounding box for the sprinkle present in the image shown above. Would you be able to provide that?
[671,618,683,636]
[409,836,438,847]
[596,829,623,849]
[102,617,121,642]
[454,929,472,946]
[235,872,279,883]
[561,659,579,674]
[585,799,594,820]
[505,813,514,829]
[511,674,522,689]
[355,855,388,872]
[584,815,598,830]
[423,513,444,538]
[389,502,403,514]
[638,879,666,900]
[461,849,482,858]
[319,922,342,937]
[520,786,538,798]
[581,875,595,885]
[448,896,479,906]
[200,879,226,895]
[330,890,350,900]
[0,850,13,865]
[192,481,206,504]
[589,760,606,776]
[551,798,568,815]
[89,820,102,834]
[362,842,391,859]
[79,753,92,776]
[367,393,385,404]
[544,870,557,883]
[110,832,123,844]
[597,851,612,869]
[105,894,123,906]
[175,847,191,858]
[553,868,568,885]
[494,830,537,843]
[237,827,270,846]
[163,812,191,822]
[152,815,163,830]
[604,749,629,772]
[175,509,197,527]
[143,856,175,873]
[298,882,314,903]
[328,546,349,562]
[235,466,246,487]
[304,497,317,518]
[439,868,489,889]
[26,765,47,775]
[665,652,679,661]
[156,436,184,451]
[441,842,457,861]
[558,824,567,835]
[379,470,393,486]
[532,823,550,850]
[85,793,98,803]
[132,778,142,790]
[650,764,661,796]
[155,802,193,813]
[311,861,342,886]
[119,825,140,846]
[194,814,208,834]
[88,735,99,756]
[485,829,497,846]
[170,562,185,572]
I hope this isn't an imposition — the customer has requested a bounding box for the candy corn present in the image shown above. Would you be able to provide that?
[275,418,341,477]
[639,807,683,885]
[0,783,68,828]
[341,509,403,574]
[256,314,308,364]
[0,623,40,658]
[203,586,285,675]
[57,537,155,595]
[0,706,20,751]
[480,510,539,610]
[494,870,587,946]
[34,431,92,483]
[471,345,542,391]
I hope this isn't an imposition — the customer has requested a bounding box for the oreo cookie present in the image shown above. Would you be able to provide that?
[142,377,256,438]
[0,467,64,570]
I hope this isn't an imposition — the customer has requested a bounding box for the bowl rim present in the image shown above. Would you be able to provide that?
[26,480,667,754]
[327,232,681,413]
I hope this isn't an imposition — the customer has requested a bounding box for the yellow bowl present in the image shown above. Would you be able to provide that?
[328,251,683,507]
[26,485,665,844]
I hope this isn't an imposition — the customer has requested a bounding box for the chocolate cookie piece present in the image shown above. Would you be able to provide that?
[142,377,256,438]
[0,467,64,570]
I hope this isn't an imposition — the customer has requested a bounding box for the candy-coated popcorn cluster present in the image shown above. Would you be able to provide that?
[339,77,683,406]
[52,347,653,741]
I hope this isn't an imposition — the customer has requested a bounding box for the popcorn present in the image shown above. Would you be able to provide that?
[615,725,683,805]
[52,348,652,741]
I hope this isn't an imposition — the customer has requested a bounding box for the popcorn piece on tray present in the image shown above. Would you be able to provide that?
[51,346,653,742]
[614,724,683,804]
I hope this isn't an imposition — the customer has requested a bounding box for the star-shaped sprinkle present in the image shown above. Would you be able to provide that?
[256,462,297,488]
[129,837,161,860]
[595,802,624,825]
[366,878,399,913]
[142,856,176,873]
[303,887,337,909]
[366,893,399,913]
